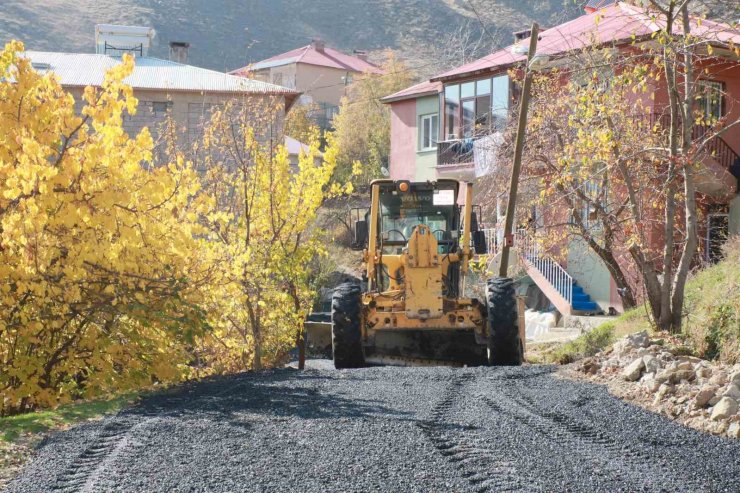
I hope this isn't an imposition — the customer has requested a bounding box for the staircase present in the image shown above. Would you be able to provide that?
[479,228,602,315]
[571,283,598,312]
[515,230,602,315]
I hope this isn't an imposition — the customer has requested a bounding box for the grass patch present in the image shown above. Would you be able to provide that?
[546,323,617,364]
[682,236,739,364]
[0,392,139,443]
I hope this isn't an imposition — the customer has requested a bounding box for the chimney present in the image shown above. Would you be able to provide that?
[513,29,531,42]
[353,49,368,62]
[311,39,325,53]
[169,41,190,64]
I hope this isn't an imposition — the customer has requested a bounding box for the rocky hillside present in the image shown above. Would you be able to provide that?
[0,0,580,72]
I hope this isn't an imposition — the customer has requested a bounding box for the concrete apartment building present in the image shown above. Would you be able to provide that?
[25,25,299,144]
[231,39,382,128]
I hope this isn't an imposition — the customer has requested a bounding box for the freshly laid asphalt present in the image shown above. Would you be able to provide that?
[6,362,740,492]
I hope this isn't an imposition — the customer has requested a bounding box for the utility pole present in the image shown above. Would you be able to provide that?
[499,22,540,277]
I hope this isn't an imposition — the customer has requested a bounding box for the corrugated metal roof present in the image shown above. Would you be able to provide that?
[432,2,740,81]
[381,80,442,103]
[24,51,299,95]
[232,43,383,75]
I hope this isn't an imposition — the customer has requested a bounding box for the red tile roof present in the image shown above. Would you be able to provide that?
[231,43,383,76]
[381,80,442,103]
[431,2,740,81]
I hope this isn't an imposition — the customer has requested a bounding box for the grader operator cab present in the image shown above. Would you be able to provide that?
[331,179,524,368]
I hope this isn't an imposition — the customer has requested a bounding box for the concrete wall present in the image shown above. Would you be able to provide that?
[566,237,616,314]
[252,65,298,90]
[415,95,440,181]
[254,64,355,106]
[388,99,416,181]
[296,64,353,107]
[68,87,286,148]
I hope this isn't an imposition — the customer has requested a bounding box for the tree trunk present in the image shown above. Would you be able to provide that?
[253,328,263,370]
[669,3,700,333]
[655,2,679,332]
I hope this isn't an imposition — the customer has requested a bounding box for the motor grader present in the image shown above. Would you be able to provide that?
[331,179,523,368]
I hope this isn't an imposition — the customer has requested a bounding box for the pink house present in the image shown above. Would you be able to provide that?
[383,1,740,315]
[232,39,382,129]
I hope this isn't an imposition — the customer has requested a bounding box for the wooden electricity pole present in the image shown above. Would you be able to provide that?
[498,22,540,278]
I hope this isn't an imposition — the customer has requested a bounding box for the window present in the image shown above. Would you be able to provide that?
[272,72,283,85]
[419,114,439,151]
[697,80,724,122]
[491,75,510,131]
[444,85,460,140]
[379,183,457,245]
[443,74,510,140]
[152,101,169,114]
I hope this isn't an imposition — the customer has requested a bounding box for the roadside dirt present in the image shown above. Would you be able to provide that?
[0,440,35,490]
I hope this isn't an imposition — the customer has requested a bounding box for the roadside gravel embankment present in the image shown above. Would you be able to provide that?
[572,330,740,439]
[6,363,740,492]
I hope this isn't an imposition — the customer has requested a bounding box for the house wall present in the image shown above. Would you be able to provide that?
[652,57,740,155]
[67,87,286,145]
[415,95,440,181]
[295,64,355,107]
[389,99,417,181]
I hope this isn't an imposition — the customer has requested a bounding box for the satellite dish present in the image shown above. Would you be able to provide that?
[380,167,390,177]
[511,43,529,56]
[529,54,550,72]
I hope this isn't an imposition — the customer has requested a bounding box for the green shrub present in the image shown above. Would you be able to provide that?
[547,323,615,364]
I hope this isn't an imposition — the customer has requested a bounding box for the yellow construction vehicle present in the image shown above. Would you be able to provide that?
[331,179,524,368]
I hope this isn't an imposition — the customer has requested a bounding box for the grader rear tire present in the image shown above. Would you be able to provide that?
[331,282,365,369]
[486,277,523,366]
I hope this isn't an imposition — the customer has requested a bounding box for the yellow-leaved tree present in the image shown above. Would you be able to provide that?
[189,103,338,371]
[0,42,210,415]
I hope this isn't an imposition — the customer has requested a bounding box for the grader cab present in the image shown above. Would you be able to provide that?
[331,179,524,368]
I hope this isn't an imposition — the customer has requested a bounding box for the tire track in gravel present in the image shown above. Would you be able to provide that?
[481,376,710,493]
[50,378,258,493]
[52,418,141,493]
[417,372,525,493]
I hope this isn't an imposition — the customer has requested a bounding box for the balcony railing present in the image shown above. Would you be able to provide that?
[646,113,738,171]
[437,138,475,166]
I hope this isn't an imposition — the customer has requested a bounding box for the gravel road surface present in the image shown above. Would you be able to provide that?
[6,363,739,492]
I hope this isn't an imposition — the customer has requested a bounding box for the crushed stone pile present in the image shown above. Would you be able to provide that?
[575,330,740,439]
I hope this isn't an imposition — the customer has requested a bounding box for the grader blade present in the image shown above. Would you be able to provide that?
[366,329,486,366]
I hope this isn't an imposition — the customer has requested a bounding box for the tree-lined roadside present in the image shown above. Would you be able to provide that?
[0,41,340,417]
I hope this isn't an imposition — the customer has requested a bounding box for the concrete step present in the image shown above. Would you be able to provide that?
[572,300,598,311]
[558,314,617,330]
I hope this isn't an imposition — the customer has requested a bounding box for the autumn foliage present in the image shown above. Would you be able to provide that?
[0,42,334,415]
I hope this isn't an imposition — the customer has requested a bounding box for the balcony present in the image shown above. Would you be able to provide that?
[436,138,477,181]
[437,138,475,166]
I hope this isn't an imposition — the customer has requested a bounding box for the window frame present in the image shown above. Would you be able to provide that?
[697,79,725,122]
[418,113,439,152]
[442,74,510,141]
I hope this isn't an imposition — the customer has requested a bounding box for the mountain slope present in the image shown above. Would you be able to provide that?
[0,0,580,72]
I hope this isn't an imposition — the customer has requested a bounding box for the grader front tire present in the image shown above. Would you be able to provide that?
[331,282,365,369]
[486,277,523,366]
